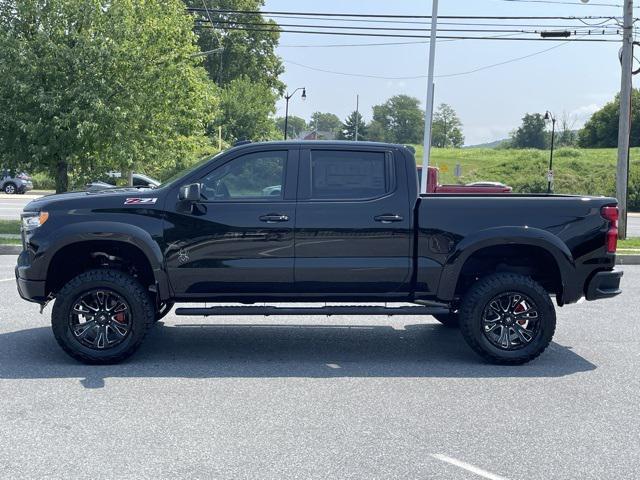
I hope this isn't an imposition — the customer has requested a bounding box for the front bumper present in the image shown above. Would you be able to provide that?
[585,269,623,301]
[15,273,46,303]
[15,250,47,303]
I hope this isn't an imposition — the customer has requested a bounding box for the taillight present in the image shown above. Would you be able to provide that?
[601,205,619,253]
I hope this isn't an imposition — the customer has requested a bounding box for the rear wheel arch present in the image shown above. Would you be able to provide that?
[437,234,571,303]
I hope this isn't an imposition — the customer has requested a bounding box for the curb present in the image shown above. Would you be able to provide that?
[0,245,20,255]
[617,254,640,265]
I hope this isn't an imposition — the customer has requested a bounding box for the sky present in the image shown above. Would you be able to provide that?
[263,0,636,145]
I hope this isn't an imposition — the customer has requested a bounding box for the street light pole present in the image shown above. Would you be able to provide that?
[283,87,306,140]
[616,0,633,239]
[545,111,556,194]
[420,0,439,194]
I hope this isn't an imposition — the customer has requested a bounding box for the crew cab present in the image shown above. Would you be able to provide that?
[15,141,622,365]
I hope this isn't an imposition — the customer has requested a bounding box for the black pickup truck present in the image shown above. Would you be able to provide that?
[16,141,622,365]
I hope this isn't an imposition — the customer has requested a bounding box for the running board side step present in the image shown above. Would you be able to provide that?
[175,305,450,317]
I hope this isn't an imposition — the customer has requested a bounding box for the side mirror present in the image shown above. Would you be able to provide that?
[178,183,201,202]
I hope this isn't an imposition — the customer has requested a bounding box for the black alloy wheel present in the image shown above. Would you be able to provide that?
[481,292,540,350]
[69,289,132,350]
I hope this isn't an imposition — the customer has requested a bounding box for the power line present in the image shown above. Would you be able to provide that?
[496,0,625,6]
[282,39,575,80]
[186,8,623,20]
[194,18,619,35]
[258,13,621,28]
[194,24,621,41]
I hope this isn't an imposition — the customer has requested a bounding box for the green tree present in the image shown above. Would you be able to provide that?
[578,90,640,147]
[309,112,342,136]
[275,116,307,139]
[0,0,216,192]
[431,103,464,148]
[366,120,389,142]
[216,76,277,142]
[339,111,367,141]
[372,95,424,144]
[511,113,548,149]
[185,0,284,94]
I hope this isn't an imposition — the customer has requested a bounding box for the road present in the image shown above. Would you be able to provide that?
[0,255,637,479]
[2,193,640,236]
[0,194,42,220]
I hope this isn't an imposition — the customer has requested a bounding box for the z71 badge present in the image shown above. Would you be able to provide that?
[124,198,158,205]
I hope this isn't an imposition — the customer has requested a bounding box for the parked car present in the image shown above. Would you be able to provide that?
[1,170,33,194]
[16,141,622,365]
[85,173,160,191]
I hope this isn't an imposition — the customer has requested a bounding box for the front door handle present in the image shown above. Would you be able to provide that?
[374,214,404,223]
[259,213,290,223]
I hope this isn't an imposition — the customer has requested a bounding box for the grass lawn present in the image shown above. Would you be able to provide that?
[0,220,20,235]
[619,237,640,249]
[0,237,21,245]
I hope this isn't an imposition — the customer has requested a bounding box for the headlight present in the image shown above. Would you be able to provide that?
[21,212,49,231]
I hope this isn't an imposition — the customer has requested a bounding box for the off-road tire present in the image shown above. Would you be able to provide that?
[433,312,459,328]
[51,269,155,364]
[458,273,556,365]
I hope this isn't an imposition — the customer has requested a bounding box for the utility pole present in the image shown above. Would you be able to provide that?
[420,0,439,194]
[617,0,633,239]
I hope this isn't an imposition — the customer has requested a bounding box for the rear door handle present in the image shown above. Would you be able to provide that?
[374,214,404,223]
[259,213,290,223]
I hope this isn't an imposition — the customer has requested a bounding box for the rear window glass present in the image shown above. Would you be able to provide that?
[310,150,390,199]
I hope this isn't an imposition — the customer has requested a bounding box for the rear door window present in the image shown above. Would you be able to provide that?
[309,150,392,200]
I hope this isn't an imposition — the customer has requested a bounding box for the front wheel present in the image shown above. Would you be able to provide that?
[458,273,556,365]
[51,269,155,364]
[3,183,16,194]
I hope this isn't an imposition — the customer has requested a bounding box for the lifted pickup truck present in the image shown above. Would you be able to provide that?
[16,141,622,365]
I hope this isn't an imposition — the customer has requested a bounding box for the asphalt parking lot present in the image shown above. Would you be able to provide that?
[0,255,638,479]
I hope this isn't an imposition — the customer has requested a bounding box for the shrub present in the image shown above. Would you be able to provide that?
[555,148,582,158]
[31,172,55,190]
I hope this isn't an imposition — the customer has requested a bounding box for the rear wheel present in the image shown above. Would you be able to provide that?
[51,269,155,364]
[458,273,556,365]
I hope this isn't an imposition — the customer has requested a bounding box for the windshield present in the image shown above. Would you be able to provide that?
[159,152,223,188]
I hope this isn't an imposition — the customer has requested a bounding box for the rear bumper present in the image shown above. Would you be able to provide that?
[585,269,623,301]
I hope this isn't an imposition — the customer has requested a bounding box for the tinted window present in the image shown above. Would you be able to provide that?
[310,150,389,199]
[201,151,286,201]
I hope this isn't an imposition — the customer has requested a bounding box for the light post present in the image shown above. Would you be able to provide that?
[283,87,306,140]
[544,111,556,194]
[420,0,439,194]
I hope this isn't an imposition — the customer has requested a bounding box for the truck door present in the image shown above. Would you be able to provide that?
[294,146,412,296]
[164,147,298,296]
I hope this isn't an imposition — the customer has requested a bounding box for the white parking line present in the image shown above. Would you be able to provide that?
[0,278,15,283]
[431,454,510,480]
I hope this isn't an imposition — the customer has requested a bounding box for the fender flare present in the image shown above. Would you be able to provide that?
[436,226,575,301]
[39,221,171,300]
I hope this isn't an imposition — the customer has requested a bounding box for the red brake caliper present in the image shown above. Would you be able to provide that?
[113,312,126,324]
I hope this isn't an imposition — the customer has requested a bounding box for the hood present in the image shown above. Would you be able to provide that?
[23,187,156,212]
